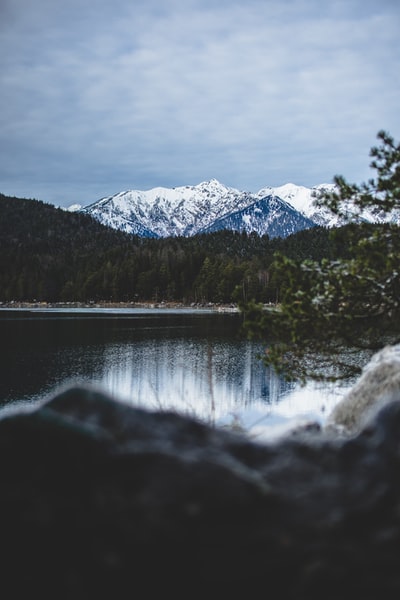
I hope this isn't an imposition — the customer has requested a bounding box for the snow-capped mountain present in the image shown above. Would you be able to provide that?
[80,179,320,239]
[66,203,82,213]
[202,194,316,237]
[263,182,400,227]
[81,179,255,237]
[258,183,339,227]
[76,179,400,238]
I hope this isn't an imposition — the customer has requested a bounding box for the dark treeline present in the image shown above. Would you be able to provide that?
[0,193,338,304]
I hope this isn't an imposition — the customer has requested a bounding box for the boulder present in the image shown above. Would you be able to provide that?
[327,343,400,434]
[1,383,400,598]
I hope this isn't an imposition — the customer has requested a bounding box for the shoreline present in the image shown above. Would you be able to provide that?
[0,300,239,313]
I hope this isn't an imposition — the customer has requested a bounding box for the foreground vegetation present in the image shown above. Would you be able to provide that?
[243,131,400,381]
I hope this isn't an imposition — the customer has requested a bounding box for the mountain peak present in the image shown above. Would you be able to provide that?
[65,203,82,212]
[192,179,233,195]
[81,180,322,239]
[197,178,223,186]
[79,179,399,239]
[256,182,337,224]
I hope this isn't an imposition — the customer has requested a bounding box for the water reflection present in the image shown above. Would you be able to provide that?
[0,309,348,438]
[95,337,296,421]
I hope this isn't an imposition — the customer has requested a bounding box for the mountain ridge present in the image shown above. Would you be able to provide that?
[77,179,327,238]
[73,178,400,238]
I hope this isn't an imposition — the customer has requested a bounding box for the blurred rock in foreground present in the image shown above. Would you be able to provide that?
[328,343,400,434]
[1,376,400,598]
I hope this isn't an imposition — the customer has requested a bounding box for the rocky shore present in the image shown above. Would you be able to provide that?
[1,346,400,598]
[0,300,239,312]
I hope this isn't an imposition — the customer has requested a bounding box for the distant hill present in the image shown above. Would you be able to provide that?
[0,193,134,301]
[0,192,335,304]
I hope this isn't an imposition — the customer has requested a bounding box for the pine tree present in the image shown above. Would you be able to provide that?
[242,131,400,381]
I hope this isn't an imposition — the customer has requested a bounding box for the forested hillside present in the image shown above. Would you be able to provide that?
[0,193,335,304]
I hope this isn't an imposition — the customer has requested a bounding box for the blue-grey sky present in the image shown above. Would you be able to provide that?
[1,0,399,207]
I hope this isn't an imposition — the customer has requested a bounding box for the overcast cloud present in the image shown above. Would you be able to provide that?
[0,0,399,207]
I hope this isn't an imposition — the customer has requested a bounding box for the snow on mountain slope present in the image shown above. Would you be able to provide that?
[257,183,339,227]
[202,195,316,237]
[65,203,82,213]
[80,178,400,239]
[260,182,400,227]
[81,179,258,238]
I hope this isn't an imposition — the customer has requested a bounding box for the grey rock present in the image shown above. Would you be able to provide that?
[327,344,400,434]
[1,385,400,599]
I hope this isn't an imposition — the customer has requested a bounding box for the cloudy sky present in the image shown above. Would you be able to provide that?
[1,0,399,208]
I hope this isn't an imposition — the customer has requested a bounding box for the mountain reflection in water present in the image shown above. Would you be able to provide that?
[0,308,349,439]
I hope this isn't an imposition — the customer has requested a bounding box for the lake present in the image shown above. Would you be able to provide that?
[0,307,351,439]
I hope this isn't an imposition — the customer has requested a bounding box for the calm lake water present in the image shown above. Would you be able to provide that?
[0,308,351,439]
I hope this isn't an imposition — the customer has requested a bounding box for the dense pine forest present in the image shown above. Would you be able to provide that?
[0,193,339,304]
